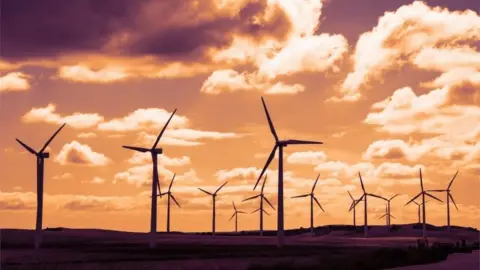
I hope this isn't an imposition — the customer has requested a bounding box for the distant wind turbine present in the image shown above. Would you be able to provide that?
[351,173,387,238]
[198,181,228,236]
[427,171,459,231]
[405,168,443,238]
[254,97,323,247]
[347,191,363,228]
[159,174,181,233]
[378,204,395,225]
[291,174,325,236]
[408,200,429,224]
[384,194,400,226]
[16,123,66,249]
[122,109,177,248]
[243,174,275,236]
[229,201,247,233]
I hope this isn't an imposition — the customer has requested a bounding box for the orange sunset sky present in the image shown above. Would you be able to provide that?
[0,0,479,233]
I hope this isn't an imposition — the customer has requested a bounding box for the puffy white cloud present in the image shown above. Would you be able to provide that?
[57,65,130,83]
[336,1,480,101]
[52,173,73,180]
[81,177,106,184]
[55,141,111,166]
[22,104,104,129]
[287,151,327,165]
[77,132,98,139]
[0,72,30,92]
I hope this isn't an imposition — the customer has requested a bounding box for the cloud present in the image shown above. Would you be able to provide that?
[0,191,36,210]
[22,104,104,129]
[335,1,480,101]
[81,177,106,184]
[52,173,73,180]
[77,132,98,139]
[55,141,111,166]
[0,72,30,92]
[286,151,327,165]
[57,65,130,83]
[97,108,187,132]
[201,0,348,95]
[126,152,191,166]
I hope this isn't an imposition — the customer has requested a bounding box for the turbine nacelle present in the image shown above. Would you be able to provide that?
[152,148,163,154]
[38,152,50,158]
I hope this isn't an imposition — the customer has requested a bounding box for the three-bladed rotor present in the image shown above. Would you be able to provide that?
[198,181,228,197]
[405,169,443,207]
[16,123,66,158]
[291,174,325,212]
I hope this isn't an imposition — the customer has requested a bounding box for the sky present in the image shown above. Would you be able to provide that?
[0,0,479,233]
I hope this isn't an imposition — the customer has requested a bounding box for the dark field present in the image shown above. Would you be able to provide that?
[2,224,479,270]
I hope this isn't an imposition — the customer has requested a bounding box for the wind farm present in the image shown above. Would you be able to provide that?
[2,0,480,269]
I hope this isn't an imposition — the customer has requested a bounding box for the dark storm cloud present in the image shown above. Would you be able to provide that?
[0,0,292,61]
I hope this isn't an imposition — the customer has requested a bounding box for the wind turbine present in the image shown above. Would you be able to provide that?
[16,123,66,249]
[243,174,275,236]
[351,173,387,238]
[198,181,228,236]
[427,171,459,231]
[158,174,181,233]
[229,201,247,233]
[378,204,395,225]
[384,194,400,226]
[291,174,325,236]
[409,200,429,224]
[122,109,177,248]
[405,168,443,238]
[254,97,323,247]
[347,191,363,228]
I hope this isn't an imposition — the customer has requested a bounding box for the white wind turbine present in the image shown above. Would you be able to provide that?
[291,174,325,236]
[122,109,177,248]
[254,97,323,247]
[243,174,275,236]
[405,168,443,238]
[198,181,228,236]
[16,123,66,249]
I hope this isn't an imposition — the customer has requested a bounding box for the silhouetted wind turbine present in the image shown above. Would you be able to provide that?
[291,174,325,236]
[378,204,395,225]
[229,201,247,233]
[198,181,228,236]
[351,173,387,238]
[243,174,275,236]
[409,200,429,224]
[16,123,66,249]
[159,174,181,233]
[405,168,443,238]
[427,171,459,231]
[347,191,363,228]
[122,109,177,248]
[254,97,323,247]
[384,194,400,226]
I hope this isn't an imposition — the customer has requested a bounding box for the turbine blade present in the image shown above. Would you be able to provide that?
[449,193,459,211]
[405,193,422,206]
[237,211,247,214]
[40,123,66,153]
[313,196,324,212]
[262,209,270,215]
[419,168,424,191]
[242,194,260,202]
[447,170,459,190]
[425,192,443,203]
[261,97,279,142]
[368,194,387,201]
[157,178,162,196]
[152,109,177,149]
[229,212,236,221]
[312,173,320,192]
[263,197,275,210]
[283,139,323,145]
[215,181,228,194]
[389,214,396,219]
[171,194,181,208]
[347,191,354,201]
[122,146,150,152]
[390,194,400,201]
[378,213,387,220]
[15,139,37,154]
[233,201,237,211]
[254,145,278,190]
[291,194,310,199]
[251,208,260,214]
[198,188,213,196]
[261,174,268,193]
[168,173,176,192]
[427,189,446,192]
[358,172,365,192]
